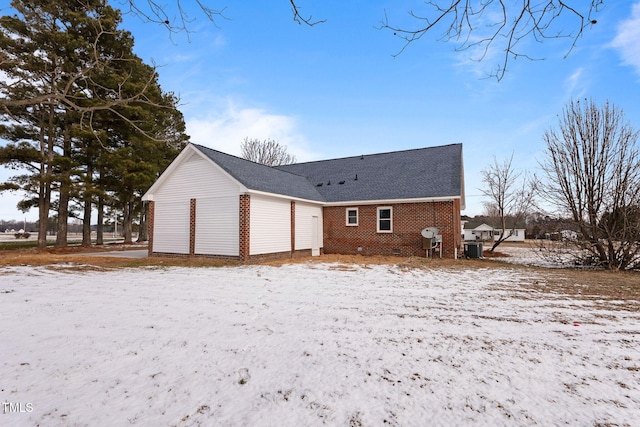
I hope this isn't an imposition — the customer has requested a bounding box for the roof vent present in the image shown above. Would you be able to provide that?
[327,180,331,185]
[316,183,323,187]
[355,174,358,181]
[339,180,345,185]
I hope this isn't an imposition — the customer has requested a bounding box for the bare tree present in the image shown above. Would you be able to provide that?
[124,1,602,81]
[540,99,640,270]
[240,138,296,166]
[481,154,538,252]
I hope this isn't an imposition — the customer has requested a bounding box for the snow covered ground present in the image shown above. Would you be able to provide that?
[490,244,583,269]
[1,261,639,426]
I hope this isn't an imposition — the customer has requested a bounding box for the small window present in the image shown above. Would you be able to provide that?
[346,208,358,226]
[377,207,392,233]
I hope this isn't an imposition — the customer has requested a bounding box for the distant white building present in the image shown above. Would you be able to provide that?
[462,222,525,242]
[560,230,578,240]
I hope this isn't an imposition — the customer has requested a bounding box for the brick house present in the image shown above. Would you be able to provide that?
[142,143,465,262]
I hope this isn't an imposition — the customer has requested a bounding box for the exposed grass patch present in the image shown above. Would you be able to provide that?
[0,240,56,251]
[0,238,122,251]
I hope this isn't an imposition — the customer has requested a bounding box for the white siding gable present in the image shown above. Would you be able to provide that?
[153,152,243,201]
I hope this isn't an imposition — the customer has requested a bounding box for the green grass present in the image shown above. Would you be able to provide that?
[0,240,53,250]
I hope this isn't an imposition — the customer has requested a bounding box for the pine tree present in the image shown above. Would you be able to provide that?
[0,0,188,246]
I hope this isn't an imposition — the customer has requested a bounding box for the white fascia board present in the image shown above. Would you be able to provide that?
[460,146,466,210]
[246,189,325,205]
[324,196,461,207]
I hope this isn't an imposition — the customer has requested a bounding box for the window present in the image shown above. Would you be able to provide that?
[346,208,358,226]
[377,207,392,232]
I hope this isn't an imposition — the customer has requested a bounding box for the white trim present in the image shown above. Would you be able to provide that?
[459,144,466,210]
[326,196,460,207]
[377,206,393,233]
[246,192,460,207]
[246,189,324,205]
[346,208,359,226]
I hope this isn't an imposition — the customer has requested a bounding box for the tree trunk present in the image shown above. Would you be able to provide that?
[55,123,72,247]
[122,199,133,243]
[82,163,93,246]
[137,202,148,242]
[82,200,92,246]
[37,108,55,249]
[56,186,70,247]
[96,194,104,245]
[37,179,50,249]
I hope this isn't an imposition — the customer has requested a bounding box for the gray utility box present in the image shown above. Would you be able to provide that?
[464,242,483,258]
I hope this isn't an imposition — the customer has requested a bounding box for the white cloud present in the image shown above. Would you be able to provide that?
[611,2,640,76]
[563,67,588,99]
[185,100,322,162]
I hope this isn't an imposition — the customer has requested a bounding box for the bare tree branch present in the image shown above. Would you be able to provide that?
[288,0,326,26]
[123,0,228,39]
[380,1,603,81]
[481,153,539,251]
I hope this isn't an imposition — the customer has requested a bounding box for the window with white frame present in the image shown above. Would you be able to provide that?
[377,207,392,232]
[346,208,358,226]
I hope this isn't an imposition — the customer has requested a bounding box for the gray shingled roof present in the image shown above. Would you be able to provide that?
[192,143,463,203]
[277,144,463,203]
[192,144,325,202]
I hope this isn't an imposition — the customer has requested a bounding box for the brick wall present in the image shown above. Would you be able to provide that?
[147,201,155,256]
[239,194,251,262]
[290,201,295,252]
[323,201,461,258]
[189,198,196,256]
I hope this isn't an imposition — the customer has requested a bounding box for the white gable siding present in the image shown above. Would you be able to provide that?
[151,152,244,256]
[154,201,190,254]
[250,195,291,255]
[194,196,239,256]
[154,153,242,201]
[295,203,323,250]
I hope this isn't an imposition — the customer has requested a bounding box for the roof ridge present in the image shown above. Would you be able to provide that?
[280,143,461,167]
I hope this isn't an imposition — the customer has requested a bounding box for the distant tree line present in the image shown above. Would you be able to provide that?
[0,0,189,248]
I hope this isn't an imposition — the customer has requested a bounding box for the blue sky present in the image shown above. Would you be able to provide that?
[1,1,640,221]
